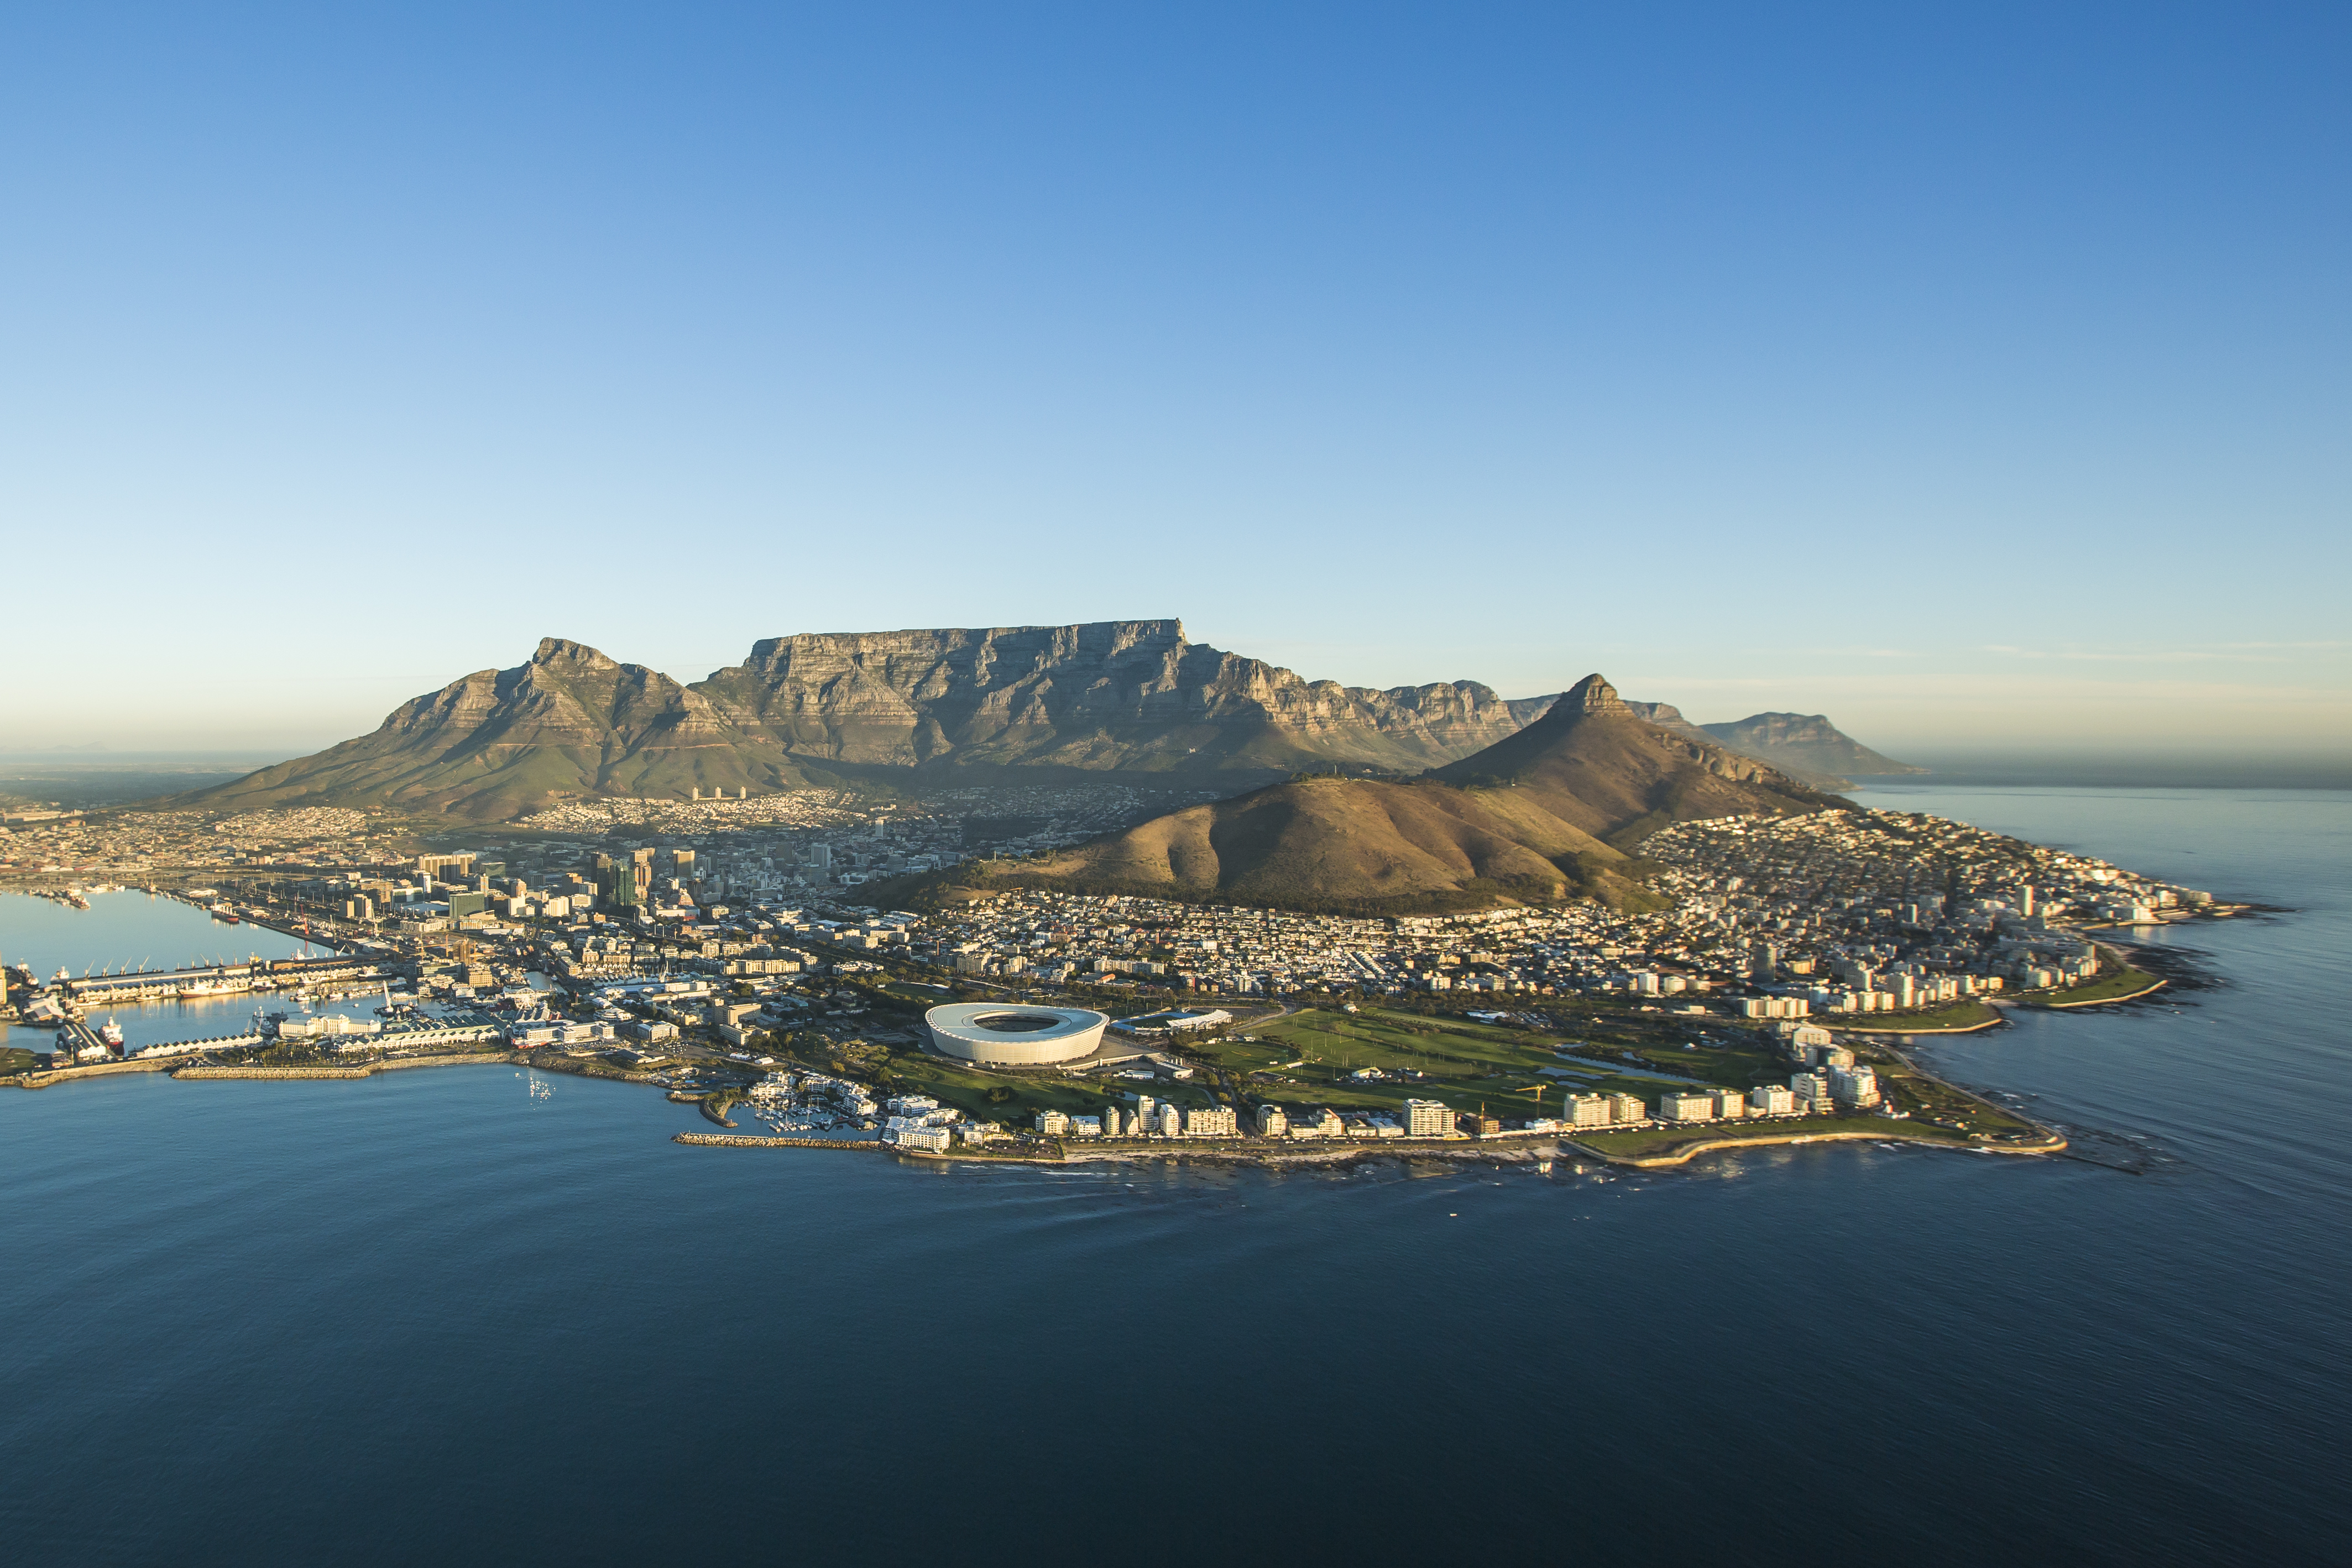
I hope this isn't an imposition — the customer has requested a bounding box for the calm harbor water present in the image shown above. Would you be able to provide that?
[3,787,2348,1566]
[0,892,352,1056]
[0,888,308,978]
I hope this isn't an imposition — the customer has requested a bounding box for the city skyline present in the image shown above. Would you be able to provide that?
[3,5,2346,759]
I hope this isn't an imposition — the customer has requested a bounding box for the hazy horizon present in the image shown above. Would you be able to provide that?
[3,7,2345,759]
[4,623,2351,775]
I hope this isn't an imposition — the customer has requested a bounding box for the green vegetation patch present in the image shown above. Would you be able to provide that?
[1571,1114,1969,1159]
[1185,1004,1791,1122]
[1837,999,2001,1032]
[2024,965,2163,1007]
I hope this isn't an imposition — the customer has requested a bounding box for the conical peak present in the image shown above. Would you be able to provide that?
[1564,673,1627,717]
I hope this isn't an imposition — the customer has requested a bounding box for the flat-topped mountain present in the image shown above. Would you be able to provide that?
[190,624,1559,819]
[916,675,1846,914]
[185,625,1909,822]
[1699,712,1922,788]
[691,620,1539,773]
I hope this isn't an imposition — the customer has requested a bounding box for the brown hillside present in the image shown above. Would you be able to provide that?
[1429,674,1843,848]
[922,672,1845,914]
[939,775,1629,915]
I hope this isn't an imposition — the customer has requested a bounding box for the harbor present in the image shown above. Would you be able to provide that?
[1,888,417,1067]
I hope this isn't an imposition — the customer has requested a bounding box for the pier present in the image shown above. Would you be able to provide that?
[673,1133,881,1150]
[57,954,385,1007]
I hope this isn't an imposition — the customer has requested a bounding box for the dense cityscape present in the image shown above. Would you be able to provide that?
[3,792,2228,1161]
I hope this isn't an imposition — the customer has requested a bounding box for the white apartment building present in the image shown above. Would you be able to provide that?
[1830,1065,1881,1109]
[1403,1098,1455,1138]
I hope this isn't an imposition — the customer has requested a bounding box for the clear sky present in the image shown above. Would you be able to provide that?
[3,3,2346,761]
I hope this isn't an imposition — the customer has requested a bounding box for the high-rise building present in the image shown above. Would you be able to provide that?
[1830,1066,1881,1109]
[596,857,642,911]
[1403,1098,1454,1138]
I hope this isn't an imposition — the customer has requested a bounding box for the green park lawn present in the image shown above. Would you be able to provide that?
[1836,999,2002,1032]
[2024,964,2163,1007]
[1569,1114,1973,1159]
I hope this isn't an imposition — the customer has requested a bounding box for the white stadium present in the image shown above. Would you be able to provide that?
[924,1003,1109,1066]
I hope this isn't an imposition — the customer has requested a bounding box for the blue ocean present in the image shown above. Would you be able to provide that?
[4,785,2348,1565]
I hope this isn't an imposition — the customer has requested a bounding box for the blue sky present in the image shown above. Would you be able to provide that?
[3,3,2346,758]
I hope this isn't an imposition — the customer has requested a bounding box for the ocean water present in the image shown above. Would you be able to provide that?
[3,788,2348,1566]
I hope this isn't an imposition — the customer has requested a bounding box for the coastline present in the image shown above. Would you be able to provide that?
[1562,1126,2067,1169]
[171,1052,515,1081]
[1837,1015,2007,1036]
[2035,978,2168,1009]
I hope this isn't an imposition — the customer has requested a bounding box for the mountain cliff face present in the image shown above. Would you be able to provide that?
[1698,712,1923,788]
[918,674,1847,914]
[192,624,1560,819]
[693,620,1536,772]
[187,624,1901,824]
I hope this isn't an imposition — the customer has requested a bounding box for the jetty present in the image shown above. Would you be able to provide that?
[673,1132,880,1150]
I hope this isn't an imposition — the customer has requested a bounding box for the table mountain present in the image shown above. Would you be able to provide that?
[692,620,1538,773]
[188,624,1560,819]
[1698,712,1923,788]
[185,624,1900,823]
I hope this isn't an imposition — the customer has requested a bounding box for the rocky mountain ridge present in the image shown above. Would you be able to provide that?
[185,624,1913,820]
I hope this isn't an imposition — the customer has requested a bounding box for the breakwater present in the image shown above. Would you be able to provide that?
[1561,1126,2067,1169]
[373,1052,514,1072]
[173,1053,515,1081]
[672,1133,879,1150]
[175,1065,374,1080]
[7,1058,179,1090]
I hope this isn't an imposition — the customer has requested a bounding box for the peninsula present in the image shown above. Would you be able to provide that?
[3,628,2223,1173]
